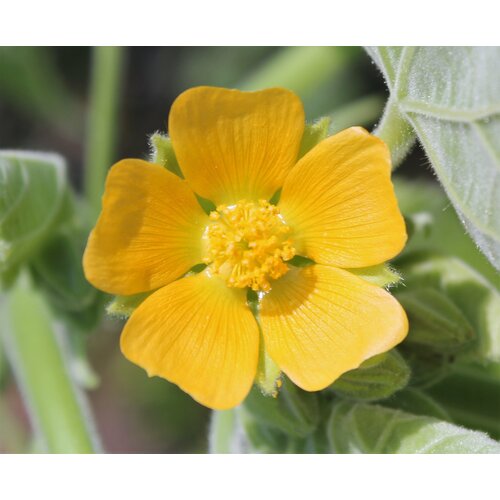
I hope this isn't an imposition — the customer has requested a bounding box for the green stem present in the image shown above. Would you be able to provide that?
[329,94,386,134]
[427,364,500,439]
[208,409,236,453]
[84,46,125,222]
[374,97,416,169]
[240,46,360,94]
[1,275,101,453]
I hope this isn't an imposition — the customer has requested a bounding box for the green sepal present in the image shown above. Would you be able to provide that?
[149,132,183,177]
[149,133,216,213]
[0,150,69,275]
[106,291,153,319]
[255,344,282,397]
[329,349,410,401]
[106,263,208,320]
[249,289,282,397]
[298,117,331,159]
[396,287,475,354]
[347,263,402,288]
[243,377,319,438]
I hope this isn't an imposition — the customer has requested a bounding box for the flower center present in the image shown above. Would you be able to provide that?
[203,200,296,292]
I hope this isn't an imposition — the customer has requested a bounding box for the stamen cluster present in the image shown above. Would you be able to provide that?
[203,200,295,292]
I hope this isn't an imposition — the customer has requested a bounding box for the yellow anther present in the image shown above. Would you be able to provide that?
[203,200,296,291]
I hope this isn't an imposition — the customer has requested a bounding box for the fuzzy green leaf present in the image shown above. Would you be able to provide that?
[0,151,68,274]
[328,400,500,453]
[29,226,103,331]
[368,47,500,270]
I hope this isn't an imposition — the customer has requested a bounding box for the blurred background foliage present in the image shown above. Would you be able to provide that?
[0,47,498,453]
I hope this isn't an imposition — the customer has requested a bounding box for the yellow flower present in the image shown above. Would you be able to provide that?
[83,87,408,410]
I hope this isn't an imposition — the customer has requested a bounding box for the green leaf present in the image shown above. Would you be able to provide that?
[368,47,500,270]
[29,225,104,332]
[0,151,68,274]
[30,227,97,313]
[328,400,500,453]
[243,377,319,438]
[397,252,500,363]
[396,287,475,354]
[427,364,500,440]
[330,350,410,401]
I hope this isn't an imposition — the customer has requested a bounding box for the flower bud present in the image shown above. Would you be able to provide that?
[330,349,410,401]
[396,287,475,354]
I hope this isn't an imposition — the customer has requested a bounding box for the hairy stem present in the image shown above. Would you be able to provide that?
[84,46,125,222]
[1,276,102,453]
[374,97,416,169]
[209,409,236,453]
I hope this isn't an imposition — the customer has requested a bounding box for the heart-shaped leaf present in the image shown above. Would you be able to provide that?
[367,47,500,270]
[328,400,500,453]
[0,151,68,275]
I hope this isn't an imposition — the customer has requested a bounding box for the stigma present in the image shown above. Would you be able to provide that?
[203,200,295,292]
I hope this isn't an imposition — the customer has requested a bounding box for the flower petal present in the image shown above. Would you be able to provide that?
[169,86,305,205]
[120,270,260,410]
[279,127,407,268]
[260,265,408,391]
[83,159,209,295]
